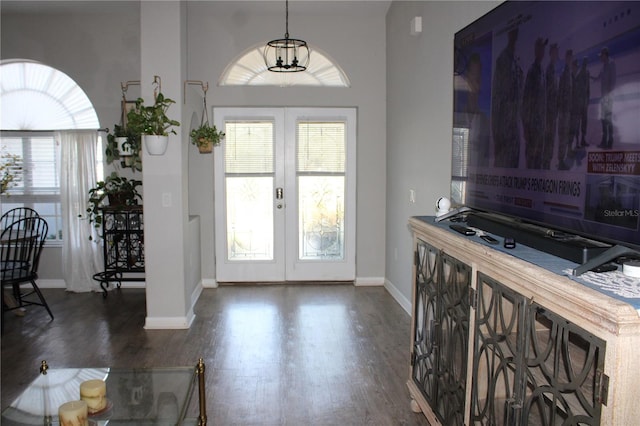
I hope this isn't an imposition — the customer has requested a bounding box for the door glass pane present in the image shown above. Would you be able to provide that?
[297,122,345,260]
[224,122,274,260]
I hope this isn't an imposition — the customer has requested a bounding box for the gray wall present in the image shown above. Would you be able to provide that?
[385,1,498,310]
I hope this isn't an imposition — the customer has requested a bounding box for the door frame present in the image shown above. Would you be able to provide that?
[213,107,357,283]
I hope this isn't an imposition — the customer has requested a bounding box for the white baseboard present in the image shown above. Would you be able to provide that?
[354,276,384,286]
[35,279,66,288]
[202,278,218,288]
[144,314,194,330]
[143,281,201,329]
[36,279,146,290]
[191,282,203,307]
[384,278,412,315]
[39,277,383,289]
[115,282,146,289]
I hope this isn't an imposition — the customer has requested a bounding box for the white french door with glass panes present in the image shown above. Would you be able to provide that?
[214,108,356,282]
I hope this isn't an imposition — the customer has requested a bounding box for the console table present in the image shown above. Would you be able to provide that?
[408,216,640,425]
[92,205,145,297]
[1,359,207,425]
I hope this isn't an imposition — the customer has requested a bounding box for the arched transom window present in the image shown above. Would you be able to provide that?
[0,59,99,130]
[219,44,350,87]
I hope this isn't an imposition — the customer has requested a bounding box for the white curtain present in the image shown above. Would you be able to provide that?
[59,130,103,292]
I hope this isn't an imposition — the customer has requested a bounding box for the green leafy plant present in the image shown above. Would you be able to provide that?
[105,124,142,172]
[189,123,225,149]
[85,172,142,239]
[0,147,22,195]
[126,92,180,136]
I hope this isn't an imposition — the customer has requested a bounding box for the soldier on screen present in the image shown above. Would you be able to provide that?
[592,47,616,148]
[573,57,591,149]
[557,49,573,170]
[491,27,522,168]
[522,37,547,169]
[569,59,581,155]
[543,42,559,170]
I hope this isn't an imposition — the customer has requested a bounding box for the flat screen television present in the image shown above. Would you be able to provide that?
[452,0,640,258]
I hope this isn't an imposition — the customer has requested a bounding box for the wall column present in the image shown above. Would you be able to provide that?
[140,1,193,329]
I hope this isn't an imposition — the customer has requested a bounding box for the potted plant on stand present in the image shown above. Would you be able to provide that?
[190,123,225,154]
[86,171,142,240]
[126,92,180,156]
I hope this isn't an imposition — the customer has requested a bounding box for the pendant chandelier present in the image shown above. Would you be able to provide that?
[263,0,310,73]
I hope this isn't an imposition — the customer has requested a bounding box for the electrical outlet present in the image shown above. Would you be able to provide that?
[162,192,172,207]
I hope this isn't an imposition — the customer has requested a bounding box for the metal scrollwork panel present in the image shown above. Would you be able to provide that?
[104,232,120,269]
[101,208,145,272]
[129,211,143,231]
[412,240,440,405]
[126,232,145,270]
[114,213,128,230]
[472,273,527,426]
[436,253,471,425]
[521,304,605,425]
[104,212,116,232]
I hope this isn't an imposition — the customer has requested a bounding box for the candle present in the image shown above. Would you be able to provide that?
[58,400,88,426]
[80,379,107,413]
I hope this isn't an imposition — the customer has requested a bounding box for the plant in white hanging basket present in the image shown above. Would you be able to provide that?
[127,93,180,155]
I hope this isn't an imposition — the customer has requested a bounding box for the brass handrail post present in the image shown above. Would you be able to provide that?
[197,358,207,426]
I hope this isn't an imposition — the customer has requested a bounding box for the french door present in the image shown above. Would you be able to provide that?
[213,107,356,282]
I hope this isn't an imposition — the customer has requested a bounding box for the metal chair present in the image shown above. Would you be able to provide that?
[1,216,53,332]
[1,207,40,230]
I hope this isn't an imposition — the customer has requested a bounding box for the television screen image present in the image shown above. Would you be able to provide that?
[452,1,640,251]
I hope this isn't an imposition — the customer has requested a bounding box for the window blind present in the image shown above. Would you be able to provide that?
[451,127,469,178]
[1,133,62,243]
[2,134,59,194]
[297,122,345,173]
[224,122,274,174]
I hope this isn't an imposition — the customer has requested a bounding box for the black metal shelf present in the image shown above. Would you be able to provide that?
[93,205,145,297]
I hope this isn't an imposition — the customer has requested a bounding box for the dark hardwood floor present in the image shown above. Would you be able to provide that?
[1,285,430,425]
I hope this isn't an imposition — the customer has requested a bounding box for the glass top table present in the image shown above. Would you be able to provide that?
[1,360,207,425]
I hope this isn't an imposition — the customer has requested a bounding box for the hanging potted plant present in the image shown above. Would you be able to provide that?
[105,125,142,171]
[190,123,225,154]
[122,134,142,170]
[85,172,142,240]
[126,92,180,156]
[189,92,224,154]
[115,124,133,156]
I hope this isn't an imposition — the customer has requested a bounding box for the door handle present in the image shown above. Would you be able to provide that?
[276,187,283,200]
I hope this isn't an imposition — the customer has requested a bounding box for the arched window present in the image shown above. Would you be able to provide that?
[219,44,350,87]
[1,59,99,130]
[0,59,101,244]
